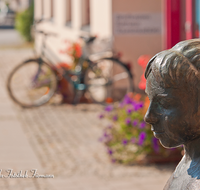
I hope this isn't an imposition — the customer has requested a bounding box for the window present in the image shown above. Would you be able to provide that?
[81,0,90,31]
[66,0,72,26]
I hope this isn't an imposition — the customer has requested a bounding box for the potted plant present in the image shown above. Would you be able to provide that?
[99,93,182,165]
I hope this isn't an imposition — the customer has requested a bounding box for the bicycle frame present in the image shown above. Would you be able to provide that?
[33,22,134,104]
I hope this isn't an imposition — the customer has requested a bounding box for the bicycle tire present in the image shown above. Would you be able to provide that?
[84,57,133,104]
[7,59,58,108]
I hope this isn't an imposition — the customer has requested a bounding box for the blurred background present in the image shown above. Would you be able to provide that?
[0,0,198,189]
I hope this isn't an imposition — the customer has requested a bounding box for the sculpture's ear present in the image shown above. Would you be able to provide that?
[195,88,200,115]
[193,78,200,114]
[197,84,200,114]
[145,55,157,79]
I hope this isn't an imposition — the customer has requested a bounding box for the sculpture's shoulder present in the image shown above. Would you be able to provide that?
[163,173,174,190]
[185,178,200,190]
[164,173,200,190]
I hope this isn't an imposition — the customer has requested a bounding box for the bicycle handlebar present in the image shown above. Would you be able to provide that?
[33,18,58,38]
[79,35,97,44]
[35,30,57,37]
[34,18,43,24]
[34,18,52,25]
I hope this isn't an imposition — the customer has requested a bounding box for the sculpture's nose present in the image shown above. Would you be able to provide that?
[144,104,158,125]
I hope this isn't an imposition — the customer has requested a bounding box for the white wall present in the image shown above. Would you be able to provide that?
[90,0,112,38]
[34,0,41,19]
[43,0,51,19]
[34,0,113,64]
[34,0,163,91]
[112,0,163,90]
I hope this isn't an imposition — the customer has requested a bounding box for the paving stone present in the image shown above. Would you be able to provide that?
[0,49,176,190]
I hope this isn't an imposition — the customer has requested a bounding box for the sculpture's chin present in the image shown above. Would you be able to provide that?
[153,131,183,148]
[158,137,182,149]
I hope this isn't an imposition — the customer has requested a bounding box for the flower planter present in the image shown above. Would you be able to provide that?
[138,149,183,165]
[99,93,182,165]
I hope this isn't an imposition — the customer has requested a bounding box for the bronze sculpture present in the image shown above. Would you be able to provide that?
[144,39,200,189]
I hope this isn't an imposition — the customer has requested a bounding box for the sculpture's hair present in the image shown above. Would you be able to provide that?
[145,39,200,88]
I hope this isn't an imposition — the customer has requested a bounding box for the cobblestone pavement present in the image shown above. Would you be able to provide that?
[0,49,177,190]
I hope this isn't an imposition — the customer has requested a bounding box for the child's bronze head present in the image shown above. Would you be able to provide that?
[144,39,200,148]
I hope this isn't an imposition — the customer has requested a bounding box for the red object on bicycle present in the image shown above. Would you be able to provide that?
[57,62,71,70]
[137,55,151,90]
[106,97,113,104]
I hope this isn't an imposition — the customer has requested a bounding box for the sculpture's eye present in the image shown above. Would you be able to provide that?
[158,98,174,109]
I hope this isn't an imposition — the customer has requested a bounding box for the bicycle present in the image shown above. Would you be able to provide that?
[7,19,134,108]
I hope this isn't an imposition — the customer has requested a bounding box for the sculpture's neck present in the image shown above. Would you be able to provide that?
[184,137,200,161]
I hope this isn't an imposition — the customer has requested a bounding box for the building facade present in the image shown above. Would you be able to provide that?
[165,0,200,48]
[34,0,200,91]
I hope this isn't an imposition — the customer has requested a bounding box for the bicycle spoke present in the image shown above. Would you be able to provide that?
[112,72,129,81]
[7,60,57,107]
[84,58,133,104]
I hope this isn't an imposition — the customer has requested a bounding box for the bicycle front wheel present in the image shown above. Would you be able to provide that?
[84,58,133,104]
[7,59,58,108]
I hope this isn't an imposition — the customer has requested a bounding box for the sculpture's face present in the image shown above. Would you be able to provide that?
[144,72,200,148]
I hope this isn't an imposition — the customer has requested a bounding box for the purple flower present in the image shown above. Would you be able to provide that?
[123,95,133,104]
[125,118,131,125]
[140,121,146,129]
[99,114,104,119]
[122,139,128,145]
[152,137,159,152]
[131,101,137,108]
[134,102,144,111]
[107,148,113,155]
[105,105,113,112]
[131,138,136,144]
[134,105,140,111]
[113,115,118,121]
[132,120,138,127]
[138,132,146,146]
[138,102,144,108]
[126,108,132,114]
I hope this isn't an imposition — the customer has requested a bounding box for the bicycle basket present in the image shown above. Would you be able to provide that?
[84,37,113,57]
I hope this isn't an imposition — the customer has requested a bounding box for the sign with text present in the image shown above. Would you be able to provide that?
[114,13,162,35]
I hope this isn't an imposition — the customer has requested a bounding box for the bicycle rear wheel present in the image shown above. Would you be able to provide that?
[84,58,133,104]
[7,59,58,108]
